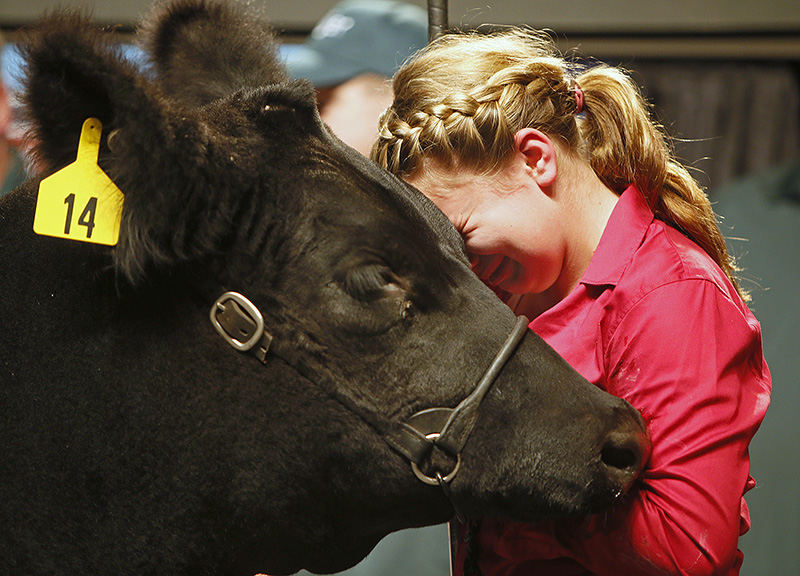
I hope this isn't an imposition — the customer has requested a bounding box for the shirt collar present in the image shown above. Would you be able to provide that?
[580,184,654,287]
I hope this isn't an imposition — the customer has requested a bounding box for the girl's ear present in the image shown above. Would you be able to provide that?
[513,128,558,188]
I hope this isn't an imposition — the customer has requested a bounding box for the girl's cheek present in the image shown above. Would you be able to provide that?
[470,254,500,282]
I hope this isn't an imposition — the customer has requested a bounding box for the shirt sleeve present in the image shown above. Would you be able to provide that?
[553,278,771,576]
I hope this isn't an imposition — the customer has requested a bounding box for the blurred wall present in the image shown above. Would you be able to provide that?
[2,0,800,33]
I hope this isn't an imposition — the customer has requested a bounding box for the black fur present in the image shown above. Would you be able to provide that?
[140,0,289,106]
[20,1,309,285]
[0,1,649,574]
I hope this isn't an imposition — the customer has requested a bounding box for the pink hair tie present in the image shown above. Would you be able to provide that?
[574,84,584,114]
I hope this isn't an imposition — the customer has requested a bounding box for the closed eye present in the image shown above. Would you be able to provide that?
[342,264,402,301]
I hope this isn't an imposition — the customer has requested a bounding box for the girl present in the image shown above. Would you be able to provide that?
[372,29,771,576]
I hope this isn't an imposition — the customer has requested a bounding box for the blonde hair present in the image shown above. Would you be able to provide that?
[372,29,746,299]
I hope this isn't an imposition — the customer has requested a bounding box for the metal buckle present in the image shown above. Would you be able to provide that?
[210,291,266,352]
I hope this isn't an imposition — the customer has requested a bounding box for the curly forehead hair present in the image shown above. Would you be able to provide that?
[372,29,584,178]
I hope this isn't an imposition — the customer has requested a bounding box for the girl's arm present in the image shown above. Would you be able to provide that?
[559,279,771,575]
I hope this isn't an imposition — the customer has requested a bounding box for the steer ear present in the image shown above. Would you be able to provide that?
[20,10,229,283]
[20,10,151,175]
[139,0,288,106]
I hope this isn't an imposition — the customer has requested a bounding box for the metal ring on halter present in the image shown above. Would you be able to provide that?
[410,432,462,486]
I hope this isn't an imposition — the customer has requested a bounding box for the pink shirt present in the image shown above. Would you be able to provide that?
[455,185,771,576]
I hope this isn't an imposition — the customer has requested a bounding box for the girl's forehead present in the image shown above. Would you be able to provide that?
[406,168,487,201]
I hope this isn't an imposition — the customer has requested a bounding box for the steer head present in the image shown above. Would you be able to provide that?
[14,1,650,574]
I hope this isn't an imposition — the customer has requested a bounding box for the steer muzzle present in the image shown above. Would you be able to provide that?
[591,402,651,509]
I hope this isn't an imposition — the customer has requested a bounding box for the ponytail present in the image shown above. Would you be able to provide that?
[578,66,745,299]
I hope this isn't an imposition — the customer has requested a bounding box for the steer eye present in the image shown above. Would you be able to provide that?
[326,264,416,335]
[342,264,403,301]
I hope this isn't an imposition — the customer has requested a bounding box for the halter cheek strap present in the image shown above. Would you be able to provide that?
[210,290,529,521]
[385,316,529,481]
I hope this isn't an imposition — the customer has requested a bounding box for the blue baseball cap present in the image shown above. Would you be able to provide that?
[284,0,428,88]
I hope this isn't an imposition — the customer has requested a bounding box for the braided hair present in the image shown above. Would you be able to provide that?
[372,28,745,299]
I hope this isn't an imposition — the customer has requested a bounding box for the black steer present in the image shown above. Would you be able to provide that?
[0,1,649,574]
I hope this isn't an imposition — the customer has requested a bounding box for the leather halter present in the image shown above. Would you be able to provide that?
[384,316,529,482]
[210,291,529,517]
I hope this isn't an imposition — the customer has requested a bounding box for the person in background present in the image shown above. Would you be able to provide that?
[0,40,26,198]
[284,0,427,157]
[372,28,771,576]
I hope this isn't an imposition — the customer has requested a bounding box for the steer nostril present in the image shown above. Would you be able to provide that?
[601,442,639,471]
[590,406,651,509]
[600,424,651,481]
[600,404,652,478]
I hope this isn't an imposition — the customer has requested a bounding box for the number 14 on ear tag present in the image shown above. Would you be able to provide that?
[33,118,124,246]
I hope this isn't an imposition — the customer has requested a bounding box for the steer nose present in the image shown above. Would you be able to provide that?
[600,409,651,493]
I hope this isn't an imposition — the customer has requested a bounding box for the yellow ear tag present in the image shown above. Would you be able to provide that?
[33,118,124,246]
